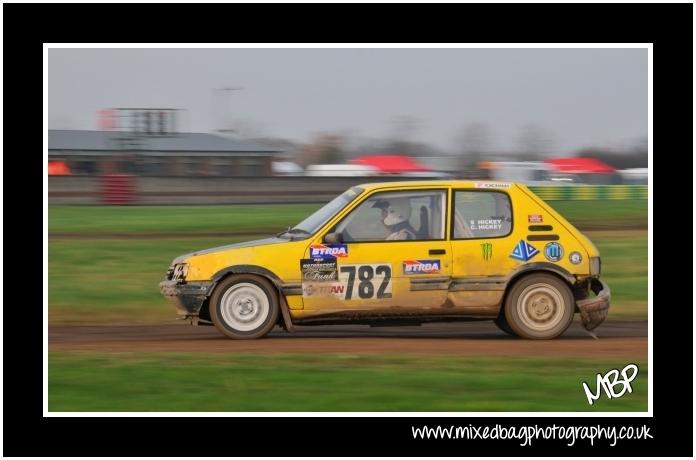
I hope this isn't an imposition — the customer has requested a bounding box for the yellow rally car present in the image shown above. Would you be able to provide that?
[159,181,610,340]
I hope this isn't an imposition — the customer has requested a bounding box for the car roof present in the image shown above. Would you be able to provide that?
[355,179,518,191]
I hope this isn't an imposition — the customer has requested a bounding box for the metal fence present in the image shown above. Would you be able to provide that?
[529,185,648,200]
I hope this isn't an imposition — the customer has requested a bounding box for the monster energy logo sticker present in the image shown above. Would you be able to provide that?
[481,242,493,261]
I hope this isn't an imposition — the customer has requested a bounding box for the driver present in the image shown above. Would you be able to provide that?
[373,198,417,240]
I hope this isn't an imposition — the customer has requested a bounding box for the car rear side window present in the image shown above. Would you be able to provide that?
[453,191,512,239]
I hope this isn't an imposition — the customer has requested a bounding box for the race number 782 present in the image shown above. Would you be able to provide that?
[339,264,392,300]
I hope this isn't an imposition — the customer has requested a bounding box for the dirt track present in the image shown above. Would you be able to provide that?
[49,319,647,358]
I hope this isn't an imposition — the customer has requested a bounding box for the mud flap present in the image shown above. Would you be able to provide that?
[278,293,295,333]
[576,278,610,331]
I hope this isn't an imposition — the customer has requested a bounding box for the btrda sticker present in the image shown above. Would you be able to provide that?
[402,259,441,274]
[309,243,348,259]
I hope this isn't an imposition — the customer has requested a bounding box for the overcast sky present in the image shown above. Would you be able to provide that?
[48,47,647,154]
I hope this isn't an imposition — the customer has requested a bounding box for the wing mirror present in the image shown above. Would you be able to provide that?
[323,232,343,244]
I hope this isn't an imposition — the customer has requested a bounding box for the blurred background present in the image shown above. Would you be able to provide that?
[48,48,647,205]
[47,47,649,412]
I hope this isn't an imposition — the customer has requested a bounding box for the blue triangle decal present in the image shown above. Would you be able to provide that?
[524,241,539,260]
[510,240,539,262]
[510,242,523,260]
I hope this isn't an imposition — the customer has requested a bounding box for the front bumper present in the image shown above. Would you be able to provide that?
[576,278,610,331]
[159,280,213,316]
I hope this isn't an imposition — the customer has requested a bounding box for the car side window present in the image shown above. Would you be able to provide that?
[453,191,512,239]
[333,190,446,242]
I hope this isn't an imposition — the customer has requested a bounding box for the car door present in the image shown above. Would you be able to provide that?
[301,188,452,316]
[448,188,516,314]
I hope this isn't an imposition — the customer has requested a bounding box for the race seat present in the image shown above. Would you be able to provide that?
[416,205,429,239]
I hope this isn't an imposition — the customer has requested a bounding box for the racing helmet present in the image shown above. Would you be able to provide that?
[382,198,412,226]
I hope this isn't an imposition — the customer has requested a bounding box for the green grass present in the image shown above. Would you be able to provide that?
[48,204,321,234]
[590,233,648,318]
[48,236,261,323]
[48,200,646,234]
[48,352,648,412]
[549,200,647,229]
[48,231,647,323]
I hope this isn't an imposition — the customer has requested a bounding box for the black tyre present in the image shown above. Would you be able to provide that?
[209,274,279,339]
[493,315,517,337]
[504,273,574,339]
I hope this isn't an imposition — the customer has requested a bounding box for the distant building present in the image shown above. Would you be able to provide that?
[487,157,621,185]
[544,157,620,184]
[618,168,649,185]
[350,155,432,174]
[487,161,549,183]
[305,164,379,177]
[272,161,304,176]
[48,129,282,176]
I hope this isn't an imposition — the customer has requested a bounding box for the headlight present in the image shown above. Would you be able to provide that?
[589,257,601,276]
[171,263,188,281]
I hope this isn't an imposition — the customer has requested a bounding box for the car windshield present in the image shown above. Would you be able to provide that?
[278,186,363,239]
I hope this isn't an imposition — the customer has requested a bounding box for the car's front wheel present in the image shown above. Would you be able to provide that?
[210,274,279,339]
[503,273,574,339]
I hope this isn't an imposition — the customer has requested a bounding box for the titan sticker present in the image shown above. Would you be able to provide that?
[302,283,347,297]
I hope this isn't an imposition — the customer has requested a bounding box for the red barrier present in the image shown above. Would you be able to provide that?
[101,174,136,205]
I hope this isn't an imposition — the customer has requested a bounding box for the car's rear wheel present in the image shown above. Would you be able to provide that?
[493,315,517,336]
[504,273,574,339]
[210,274,279,339]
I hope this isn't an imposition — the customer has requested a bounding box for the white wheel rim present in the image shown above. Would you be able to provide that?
[516,283,565,332]
[219,283,270,332]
